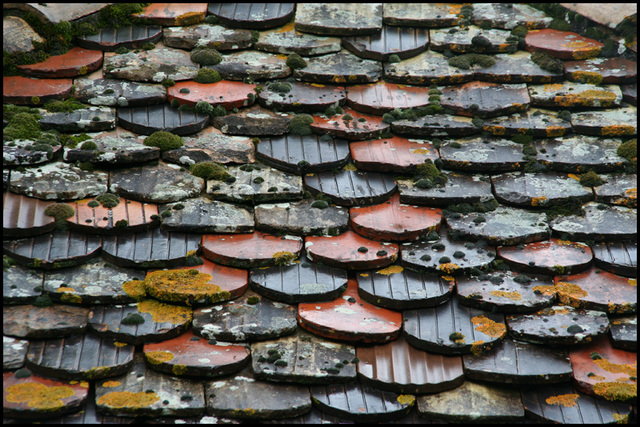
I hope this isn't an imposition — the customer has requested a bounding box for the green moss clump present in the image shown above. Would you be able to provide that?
[88,200,100,208]
[3,113,41,141]
[471,35,492,48]
[388,54,401,63]
[448,53,496,70]
[161,78,176,88]
[190,161,233,181]
[142,42,155,50]
[617,139,637,164]
[289,113,314,136]
[44,203,75,220]
[530,51,563,73]
[579,170,605,187]
[194,68,222,84]
[190,47,223,65]
[122,313,145,325]
[324,105,343,117]
[32,294,53,307]
[310,200,329,209]
[80,140,98,150]
[268,82,292,93]
[43,98,86,113]
[415,159,447,187]
[144,131,184,152]
[195,101,214,116]
[557,110,572,122]
[286,53,307,70]
[96,193,121,209]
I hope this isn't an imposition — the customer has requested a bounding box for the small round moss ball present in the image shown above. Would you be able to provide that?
[190,47,223,65]
[194,68,222,84]
[44,203,75,220]
[286,53,307,70]
[144,131,184,152]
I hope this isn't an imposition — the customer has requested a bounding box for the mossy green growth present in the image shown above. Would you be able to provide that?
[44,203,75,221]
[195,101,213,116]
[122,313,145,325]
[80,141,98,150]
[530,51,563,73]
[289,113,314,136]
[43,98,86,113]
[190,47,223,65]
[285,53,307,70]
[388,54,401,63]
[448,53,496,70]
[194,68,222,84]
[143,131,184,152]
[96,193,120,209]
[414,159,447,187]
[268,82,292,93]
[3,113,41,141]
[617,139,637,164]
[579,170,605,187]
[190,161,233,182]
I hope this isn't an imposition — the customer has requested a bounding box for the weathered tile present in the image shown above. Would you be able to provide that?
[445,205,550,246]
[550,202,637,241]
[3,336,29,370]
[2,16,44,54]
[430,27,516,54]
[609,316,637,351]
[178,258,249,300]
[350,194,442,242]
[506,305,609,345]
[471,3,552,29]
[95,354,205,417]
[17,47,102,78]
[3,230,102,270]
[254,24,342,56]
[391,114,479,138]
[310,381,414,422]
[3,138,62,168]
[295,52,382,84]
[256,134,350,173]
[304,167,397,207]
[403,297,507,355]
[208,51,290,81]
[346,82,429,115]
[206,367,311,420]
[457,270,555,313]
[212,104,291,136]
[621,82,636,105]
[43,258,145,305]
[525,29,604,60]
[3,263,43,305]
[383,3,463,27]
[463,336,572,385]
[64,130,160,166]
[201,231,302,268]
[162,24,252,50]
[497,238,592,275]
[401,230,496,276]
[89,300,192,345]
[298,278,402,343]
[135,3,208,26]
[3,76,73,105]
[482,108,571,138]
[3,192,55,238]
[398,172,494,207]
[474,51,563,84]
[207,3,296,29]
[193,290,297,342]
[534,136,628,172]
[439,136,526,172]
[384,50,474,86]
[528,82,623,108]
[343,25,429,61]
[591,241,637,277]
[564,57,637,84]
[310,107,389,140]
[168,80,256,110]
[142,266,233,306]
[77,25,163,51]
[26,332,134,380]
[168,127,255,165]
[305,230,399,270]
[117,103,210,135]
[258,81,346,113]
[38,106,116,133]
[570,107,637,137]
[254,200,349,237]
[356,264,454,309]
[103,47,199,82]
[491,171,593,207]
[73,78,166,107]
[65,197,157,235]
[295,4,382,36]
[143,330,250,378]
[440,81,530,118]
[207,163,303,205]
[43,386,135,424]
[101,228,201,269]
[3,370,89,420]
[252,329,356,384]
[159,197,254,233]
[4,304,89,339]
[350,136,439,173]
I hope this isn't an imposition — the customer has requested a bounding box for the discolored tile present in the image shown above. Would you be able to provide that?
[77,25,163,51]
[295,52,382,84]
[142,266,233,307]
[255,24,342,56]
[258,81,346,113]
[207,3,295,30]
[26,332,134,380]
[550,202,637,242]
[297,278,402,344]
[439,136,526,172]
[525,29,604,60]
[305,230,399,270]
[570,107,637,137]
[38,106,116,133]
[3,264,43,305]
[135,3,207,26]
[177,258,249,300]
[471,3,552,29]
[63,129,161,166]
[430,27,517,54]
[440,81,530,118]
[609,316,637,351]
[252,329,357,384]
[212,104,291,136]
[383,3,463,27]
[482,108,571,138]
[256,134,350,173]
[3,15,44,54]
[391,114,479,138]
[162,24,253,50]
[254,200,349,237]
[201,231,303,268]
[457,270,555,313]
[416,381,524,423]
[491,171,593,208]
[384,50,475,86]
[4,304,89,339]
[3,76,73,105]
[497,238,592,275]
[591,241,637,277]
[534,136,627,173]
[143,330,250,378]
[398,172,494,207]
[310,108,389,140]
[350,136,439,173]
[346,81,429,115]
[88,300,192,345]
[403,297,507,355]
[3,336,29,370]
[350,194,442,242]
[3,192,55,238]
[66,197,158,235]
[3,139,62,167]
[295,3,382,36]
[103,47,199,82]
[170,127,255,165]
[475,51,563,84]
[343,25,429,61]
[463,337,572,385]
[528,82,623,108]
[159,197,254,234]
[207,51,290,81]
[17,47,103,78]
[356,265,454,310]
[193,290,297,342]
[73,78,167,108]
[564,57,637,84]
[117,103,210,136]
[304,167,397,207]
[621,82,637,105]
[506,305,609,345]
[168,80,256,110]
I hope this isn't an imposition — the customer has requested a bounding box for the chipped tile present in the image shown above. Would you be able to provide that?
[305,230,399,270]
[168,80,256,110]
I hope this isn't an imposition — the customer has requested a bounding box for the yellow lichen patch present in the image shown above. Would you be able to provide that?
[310,83,325,88]
[543,83,564,92]
[5,382,75,410]
[613,413,629,423]
[56,286,75,293]
[122,280,146,301]
[571,48,601,60]
[593,358,637,377]
[61,293,82,304]
[533,285,557,296]
[114,341,128,347]
[531,196,548,206]
[360,273,369,277]
[567,173,580,181]
[144,269,230,305]
[412,148,431,155]
[175,11,204,26]
[490,290,522,300]
[145,350,175,365]
[101,381,121,388]
[442,275,455,282]
[376,265,404,275]
[274,22,295,33]
[484,125,506,135]
[593,382,636,401]
[272,251,297,266]
[470,340,486,356]
[545,393,580,407]
[471,315,506,338]
[602,125,635,136]
[137,299,192,324]
[97,391,160,408]
[437,263,460,274]
[628,278,637,287]
[396,394,415,405]
[342,163,357,171]
[590,374,607,381]
[545,126,566,137]
[555,282,588,298]
[173,364,188,376]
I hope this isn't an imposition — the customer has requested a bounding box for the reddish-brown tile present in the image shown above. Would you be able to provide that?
[305,230,399,270]
[17,47,103,78]
[176,258,248,299]
[201,232,303,268]
[564,57,637,84]
[3,76,73,105]
[350,136,439,172]
[525,29,604,60]
[3,304,89,339]
[3,192,56,238]
[135,3,208,26]
[66,198,158,235]
[310,108,389,141]
[168,80,256,110]
[498,238,593,275]
[346,82,429,115]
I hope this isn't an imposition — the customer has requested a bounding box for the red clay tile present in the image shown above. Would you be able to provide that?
[297,278,402,344]
[346,82,429,115]
[143,329,250,378]
[3,304,89,339]
[3,192,56,238]
[208,3,296,29]
[201,232,303,268]
[135,3,208,26]
[526,29,604,60]
[498,238,593,275]
[350,194,442,242]
[440,81,530,118]
[3,76,73,105]
[17,47,103,78]
[310,107,389,141]
[258,81,346,113]
[343,25,429,61]
[591,241,637,277]
[564,57,637,84]
[66,198,158,235]
[305,230,399,270]
[528,82,623,108]
[77,25,163,51]
[175,258,248,299]
[168,80,256,110]
[350,136,439,172]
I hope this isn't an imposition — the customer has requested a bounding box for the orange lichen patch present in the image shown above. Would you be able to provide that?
[624,189,637,200]
[592,382,637,401]
[555,282,588,298]
[567,173,580,181]
[470,340,486,356]
[545,126,566,137]
[593,358,637,377]
[376,265,404,275]
[484,125,506,135]
[572,48,602,60]
[545,393,580,407]
[563,41,591,49]
[602,125,635,136]
[172,364,188,376]
[137,299,192,324]
[144,269,230,305]
[438,263,460,274]
[101,381,121,388]
[56,286,75,293]
[114,341,128,347]
[145,350,175,365]
[442,275,455,282]
[274,22,296,33]
[122,280,146,301]
[471,315,507,338]
[490,290,522,300]
[271,251,297,265]
[175,11,204,26]
[97,391,160,408]
[543,83,564,92]
[396,394,415,405]
[613,413,630,423]
[590,374,607,381]
[5,382,75,410]
[531,196,548,206]
[412,148,431,155]
[628,278,637,287]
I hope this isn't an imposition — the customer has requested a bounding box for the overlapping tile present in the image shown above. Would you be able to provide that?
[208,50,291,81]
[384,50,475,86]
[350,136,439,172]
[38,106,116,133]
[346,81,429,115]
[208,3,296,30]
[212,104,291,135]
[305,230,399,270]
[103,47,199,82]
[498,238,592,275]
[258,81,346,113]
[135,3,208,26]
[471,3,552,29]
[391,114,479,138]
[492,171,593,207]
[168,80,256,110]
[3,336,29,370]
[525,29,604,60]
[255,23,342,56]
[256,134,350,173]
[169,127,255,165]
[550,202,637,242]
[63,130,160,166]
[3,264,43,305]
[3,192,55,238]
[343,25,429,61]
[528,82,623,108]
[74,78,166,107]
[482,108,571,137]
[439,136,526,172]
[564,57,637,84]
[3,139,62,167]
[398,172,494,207]
[304,167,397,207]
[440,81,530,118]
[3,304,87,341]
[591,241,637,277]
[609,316,637,351]
[474,51,563,84]
[17,47,102,78]
[570,107,637,137]
[382,3,463,27]
[295,4,383,36]
[201,231,303,268]
[159,197,254,233]
[3,76,73,105]
[254,200,349,237]
[430,27,517,54]
[117,103,210,135]
[162,24,253,50]
[77,25,163,51]
[65,197,158,235]
[295,52,382,84]
[534,135,628,172]
[310,107,389,140]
